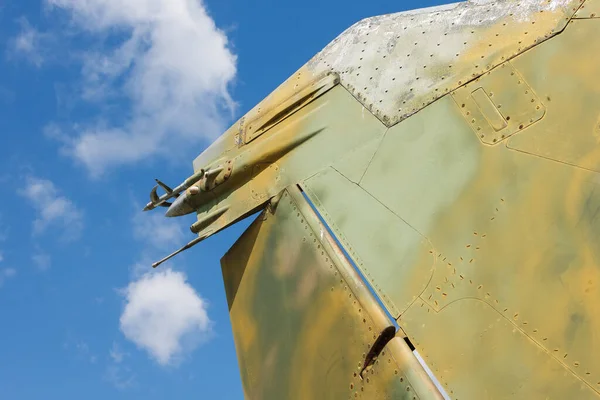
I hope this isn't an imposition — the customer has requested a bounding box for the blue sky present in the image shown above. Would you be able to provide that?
[0,0,448,398]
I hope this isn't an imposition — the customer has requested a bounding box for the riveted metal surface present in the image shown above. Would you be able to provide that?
[359,93,600,396]
[243,74,339,145]
[193,1,583,176]
[190,86,386,241]
[308,0,581,126]
[574,0,600,18]
[184,0,585,247]
[452,61,545,145]
[221,187,442,400]
[302,167,435,318]
[508,19,600,172]
[401,299,598,399]
[147,1,600,397]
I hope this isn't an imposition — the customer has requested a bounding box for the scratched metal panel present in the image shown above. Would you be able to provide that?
[508,19,600,172]
[302,167,434,318]
[575,0,600,18]
[360,94,600,396]
[221,188,440,400]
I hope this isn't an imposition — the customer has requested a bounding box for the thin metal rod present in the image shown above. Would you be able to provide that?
[151,235,206,268]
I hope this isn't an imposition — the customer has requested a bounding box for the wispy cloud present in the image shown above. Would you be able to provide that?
[104,342,135,389]
[119,268,212,366]
[75,341,97,364]
[19,176,84,241]
[32,249,52,271]
[132,211,185,251]
[8,17,51,67]
[62,336,97,364]
[104,364,136,390]
[44,0,237,176]
[109,342,127,364]
[0,268,16,288]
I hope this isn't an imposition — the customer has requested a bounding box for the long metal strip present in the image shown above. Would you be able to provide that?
[287,185,443,399]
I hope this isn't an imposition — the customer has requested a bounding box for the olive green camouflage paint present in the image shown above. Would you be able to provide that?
[144,0,600,397]
[186,0,587,243]
[302,11,600,399]
[222,187,442,399]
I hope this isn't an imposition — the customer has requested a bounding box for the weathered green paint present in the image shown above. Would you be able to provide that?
[189,85,387,241]
[403,299,597,398]
[360,97,481,237]
[143,1,600,398]
[508,19,600,173]
[575,0,600,18]
[331,136,384,184]
[302,167,434,318]
[452,61,546,145]
[221,186,442,399]
[355,92,600,396]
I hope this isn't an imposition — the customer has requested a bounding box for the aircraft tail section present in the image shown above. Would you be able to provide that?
[221,185,443,400]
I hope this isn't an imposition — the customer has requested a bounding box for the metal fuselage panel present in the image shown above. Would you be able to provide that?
[154,0,600,398]
[301,15,600,399]
[221,187,442,400]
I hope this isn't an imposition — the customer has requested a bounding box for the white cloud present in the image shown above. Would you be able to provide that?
[109,342,126,364]
[9,17,49,67]
[19,176,84,241]
[132,211,185,250]
[32,250,52,271]
[46,0,237,176]
[119,268,211,365]
[104,364,136,390]
[105,342,135,389]
[73,341,97,363]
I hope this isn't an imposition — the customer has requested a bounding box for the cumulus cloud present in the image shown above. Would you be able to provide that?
[45,0,237,176]
[132,211,185,250]
[119,269,211,365]
[19,176,83,241]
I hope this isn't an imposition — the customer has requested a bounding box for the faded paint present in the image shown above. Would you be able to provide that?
[574,0,600,18]
[142,0,600,398]
[221,187,442,399]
